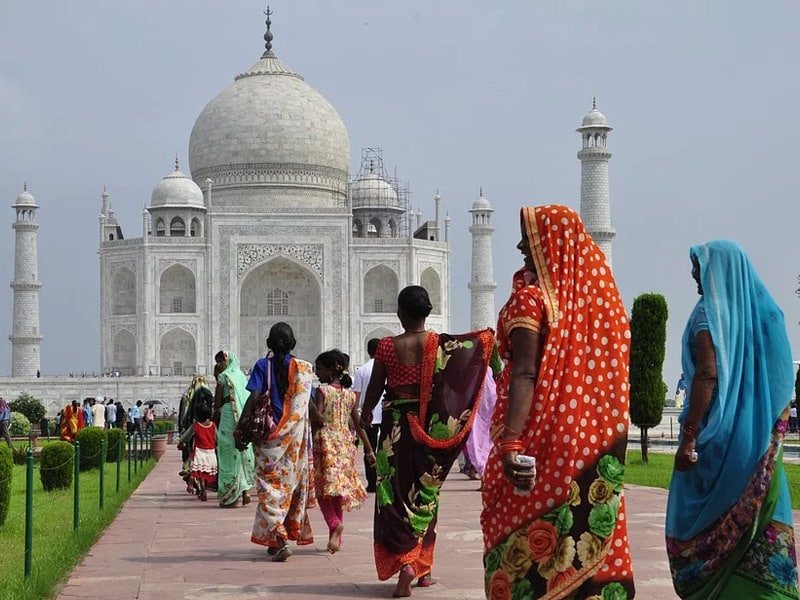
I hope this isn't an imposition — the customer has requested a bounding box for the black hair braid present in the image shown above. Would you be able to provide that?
[267,322,296,401]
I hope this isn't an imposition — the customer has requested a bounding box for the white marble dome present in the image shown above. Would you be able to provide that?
[581,107,609,128]
[151,168,204,208]
[351,172,398,208]
[471,195,492,210]
[188,51,350,189]
[14,189,37,206]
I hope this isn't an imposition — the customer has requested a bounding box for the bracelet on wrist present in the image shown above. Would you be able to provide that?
[496,439,524,454]
[500,423,522,437]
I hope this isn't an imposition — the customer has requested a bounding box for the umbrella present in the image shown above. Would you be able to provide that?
[145,400,164,406]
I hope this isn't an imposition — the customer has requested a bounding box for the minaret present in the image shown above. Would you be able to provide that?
[468,189,497,330]
[10,185,43,377]
[577,98,615,267]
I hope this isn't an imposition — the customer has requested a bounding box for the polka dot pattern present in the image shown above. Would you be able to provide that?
[481,205,634,594]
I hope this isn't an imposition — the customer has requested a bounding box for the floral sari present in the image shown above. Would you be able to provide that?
[482,205,635,600]
[666,241,799,599]
[216,352,255,506]
[248,356,316,549]
[373,329,495,581]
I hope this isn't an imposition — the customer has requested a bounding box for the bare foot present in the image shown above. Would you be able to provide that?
[327,523,344,553]
[417,574,434,587]
[242,492,251,506]
[393,565,414,597]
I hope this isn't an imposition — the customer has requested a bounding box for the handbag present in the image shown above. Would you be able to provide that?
[234,357,276,451]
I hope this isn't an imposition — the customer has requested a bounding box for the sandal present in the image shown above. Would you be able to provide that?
[271,545,292,562]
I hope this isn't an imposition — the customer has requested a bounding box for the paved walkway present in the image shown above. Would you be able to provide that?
[51,447,779,600]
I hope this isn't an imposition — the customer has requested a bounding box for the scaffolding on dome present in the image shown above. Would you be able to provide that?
[350,147,411,238]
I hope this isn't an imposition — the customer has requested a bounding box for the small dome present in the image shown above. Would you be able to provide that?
[151,168,205,208]
[14,188,37,206]
[581,108,608,127]
[471,194,492,211]
[351,172,398,208]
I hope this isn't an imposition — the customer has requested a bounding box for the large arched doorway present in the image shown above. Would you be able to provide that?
[239,257,321,370]
[159,328,196,376]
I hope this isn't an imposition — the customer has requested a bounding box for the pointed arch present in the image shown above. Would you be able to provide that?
[111,268,136,315]
[364,265,398,313]
[239,257,321,369]
[159,264,196,313]
[170,216,186,237]
[112,329,136,375]
[159,328,196,376]
[420,267,441,315]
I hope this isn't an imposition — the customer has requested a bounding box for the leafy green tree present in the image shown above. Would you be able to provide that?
[629,293,668,464]
[9,393,46,424]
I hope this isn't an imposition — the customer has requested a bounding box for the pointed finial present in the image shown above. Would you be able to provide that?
[23,182,27,192]
[592,96,597,110]
[479,187,483,197]
[174,154,180,171]
[263,5,274,55]
[103,185,108,194]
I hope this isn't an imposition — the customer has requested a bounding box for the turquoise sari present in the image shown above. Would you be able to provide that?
[217,352,255,506]
[666,240,798,599]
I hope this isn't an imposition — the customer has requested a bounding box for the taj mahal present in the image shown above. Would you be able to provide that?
[4,11,616,411]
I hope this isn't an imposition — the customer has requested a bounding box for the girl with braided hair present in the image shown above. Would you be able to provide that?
[312,349,376,554]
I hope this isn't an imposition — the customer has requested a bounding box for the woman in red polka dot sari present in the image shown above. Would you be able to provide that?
[481,205,635,600]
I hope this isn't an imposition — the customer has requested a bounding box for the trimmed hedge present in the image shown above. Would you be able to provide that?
[39,441,74,491]
[153,421,174,435]
[0,444,11,526]
[105,428,126,463]
[74,428,105,471]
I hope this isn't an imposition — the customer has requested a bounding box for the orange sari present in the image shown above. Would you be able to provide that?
[481,205,635,599]
[59,404,84,443]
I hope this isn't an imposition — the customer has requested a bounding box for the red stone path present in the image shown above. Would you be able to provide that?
[54,448,798,600]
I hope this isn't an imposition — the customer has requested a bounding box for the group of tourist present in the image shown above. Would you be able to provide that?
[171,203,797,600]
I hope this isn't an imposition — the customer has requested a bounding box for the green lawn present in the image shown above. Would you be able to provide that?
[0,451,154,600]
[625,450,800,509]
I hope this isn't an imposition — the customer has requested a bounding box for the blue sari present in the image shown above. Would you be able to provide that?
[666,240,798,599]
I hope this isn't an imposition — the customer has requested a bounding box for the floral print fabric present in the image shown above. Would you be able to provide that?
[312,383,367,510]
[666,411,799,599]
[482,205,634,599]
[373,330,495,581]
[250,358,316,549]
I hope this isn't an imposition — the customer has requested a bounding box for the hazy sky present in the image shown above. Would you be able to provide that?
[1,2,799,384]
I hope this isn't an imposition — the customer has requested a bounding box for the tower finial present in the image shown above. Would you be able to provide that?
[23,182,27,192]
[174,154,180,171]
[479,186,483,197]
[263,5,274,55]
[592,96,597,110]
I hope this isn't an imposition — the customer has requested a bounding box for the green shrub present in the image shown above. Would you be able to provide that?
[9,394,46,424]
[11,446,29,466]
[74,428,105,471]
[39,441,74,491]
[0,445,11,526]
[153,421,173,435]
[105,428,126,463]
[9,412,31,437]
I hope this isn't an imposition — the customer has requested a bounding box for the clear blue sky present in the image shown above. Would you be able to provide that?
[1,2,799,385]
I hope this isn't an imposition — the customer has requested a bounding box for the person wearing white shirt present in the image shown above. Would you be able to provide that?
[352,338,382,493]
[90,397,106,429]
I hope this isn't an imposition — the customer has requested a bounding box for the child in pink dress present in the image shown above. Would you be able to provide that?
[311,350,376,553]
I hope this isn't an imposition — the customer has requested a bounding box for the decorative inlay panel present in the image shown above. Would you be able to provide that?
[237,244,323,280]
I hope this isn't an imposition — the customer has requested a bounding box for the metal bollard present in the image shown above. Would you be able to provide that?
[24,448,34,578]
[99,438,106,510]
[73,441,81,531]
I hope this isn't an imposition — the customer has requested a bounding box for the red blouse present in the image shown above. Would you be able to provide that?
[375,336,422,389]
